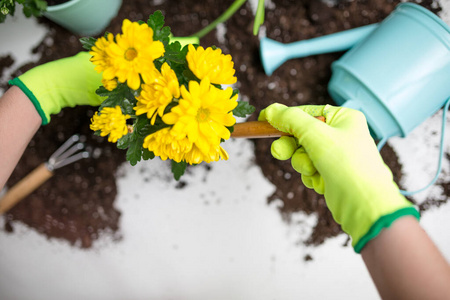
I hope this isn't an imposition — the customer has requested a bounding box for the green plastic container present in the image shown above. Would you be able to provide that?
[44,0,122,36]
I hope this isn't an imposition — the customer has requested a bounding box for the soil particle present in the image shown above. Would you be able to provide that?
[0,54,14,77]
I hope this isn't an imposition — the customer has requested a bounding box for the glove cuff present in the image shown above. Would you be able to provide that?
[353,206,420,253]
[8,77,49,125]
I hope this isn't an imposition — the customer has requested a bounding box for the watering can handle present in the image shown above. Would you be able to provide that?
[399,98,450,196]
[343,98,450,196]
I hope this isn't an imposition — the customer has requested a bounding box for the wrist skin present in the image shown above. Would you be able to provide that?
[361,216,450,299]
[0,86,41,190]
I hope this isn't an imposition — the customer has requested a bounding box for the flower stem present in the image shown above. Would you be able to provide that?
[253,0,265,35]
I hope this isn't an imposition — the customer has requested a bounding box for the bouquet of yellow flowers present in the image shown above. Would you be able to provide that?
[81,11,255,179]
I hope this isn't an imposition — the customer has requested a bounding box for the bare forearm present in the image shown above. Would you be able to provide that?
[0,86,41,190]
[361,216,450,300]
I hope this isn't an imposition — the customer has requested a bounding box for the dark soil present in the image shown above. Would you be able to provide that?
[1,0,446,249]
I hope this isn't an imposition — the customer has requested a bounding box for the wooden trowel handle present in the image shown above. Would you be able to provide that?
[231,121,290,138]
[0,163,53,214]
[231,117,325,139]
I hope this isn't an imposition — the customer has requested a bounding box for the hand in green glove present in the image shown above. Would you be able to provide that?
[9,52,103,125]
[259,103,420,253]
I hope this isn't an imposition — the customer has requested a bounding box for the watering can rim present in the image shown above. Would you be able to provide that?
[328,62,407,140]
[398,2,450,35]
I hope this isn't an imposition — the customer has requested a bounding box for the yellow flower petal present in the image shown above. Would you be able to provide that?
[143,127,193,163]
[186,44,237,85]
[163,78,237,163]
[90,106,130,143]
[134,63,180,124]
[104,19,165,90]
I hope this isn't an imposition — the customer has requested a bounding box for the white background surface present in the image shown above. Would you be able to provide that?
[1,1,450,299]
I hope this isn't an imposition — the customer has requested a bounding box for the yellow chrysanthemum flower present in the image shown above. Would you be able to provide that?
[186,44,237,85]
[143,127,193,163]
[90,106,130,143]
[106,19,165,90]
[90,33,116,76]
[143,127,229,165]
[134,63,180,125]
[162,77,238,157]
[183,143,229,165]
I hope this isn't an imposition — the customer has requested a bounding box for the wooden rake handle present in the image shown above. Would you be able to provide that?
[0,163,53,214]
[231,116,325,139]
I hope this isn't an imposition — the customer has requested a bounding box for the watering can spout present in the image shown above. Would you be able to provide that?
[260,38,289,76]
[260,23,379,75]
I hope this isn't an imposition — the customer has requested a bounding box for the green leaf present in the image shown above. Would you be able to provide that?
[226,126,234,136]
[34,0,47,11]
[158,26,171,45]
[171,160,187,181]
[0,0,47,23]
[147,10,171,46]
[211,83,222,90]
[233,101,255,118]
[164,42,186,65]
[121,99,135,116]
[80,37,97,51]
[134,115,151,136]
[182,68,199,84]
[231,88,239,99]
[95,85,110,97]
[97,83,135,111]
[142,148,155,160]
[98,97,122,111]
[96,83,132,98]
[21,6,32,17]
[147,10,164,31]
[137,117,169,137]
[117,133,132,150]
[170,63,187,86]
[126,136,144,166]
[22,0,46,17]
[1,0,47,22]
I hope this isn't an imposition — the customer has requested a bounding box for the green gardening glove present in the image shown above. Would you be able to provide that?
[9,52,103,125]
[259,103,420,253]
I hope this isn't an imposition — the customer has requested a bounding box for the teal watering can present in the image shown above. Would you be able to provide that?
[44,0,122,36]
[260,2,450,195]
